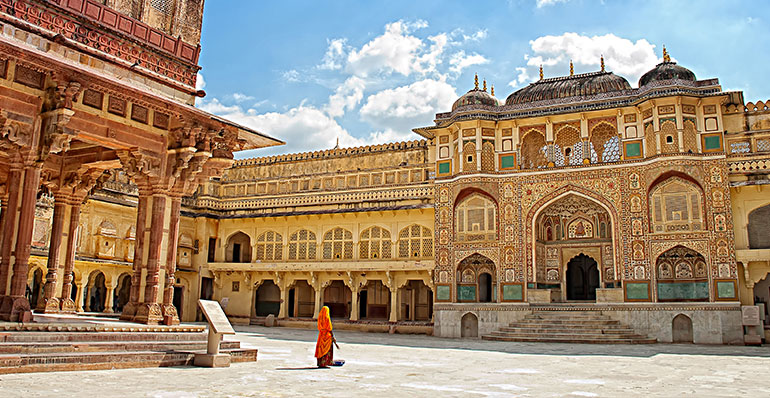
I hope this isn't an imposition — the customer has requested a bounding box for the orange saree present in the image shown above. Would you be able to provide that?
[315,306,334,367]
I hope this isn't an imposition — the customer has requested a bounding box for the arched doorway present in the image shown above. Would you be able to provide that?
[86,271,107,313]
[457,254,496,303]
[566,254,600,300]
[461,312,478,338]
[254,280,280,317]
[323,280,351,319]
[398,280,433,321]
[288,280,314,318]
[672,314,694,343]
[360,280,390,320]
[655,245,708,302]
[226,232,251,263]
[534,193,614,299]
[114,273,131,313]
[27,268,44,310]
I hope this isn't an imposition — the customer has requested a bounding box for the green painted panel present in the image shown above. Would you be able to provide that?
[625,282,649,300]
[436,285,451,301]
[458,285,476,301]
[438,161,451,174]
[657,281,710,301]
[717,281,736,299]
[503,284,523,301]
[527,283,536,289]
[500,155,516,169]
[625,142,642,158]
[704,135,722,150]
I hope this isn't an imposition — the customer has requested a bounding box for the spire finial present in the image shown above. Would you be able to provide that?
[334,137,339,149]
[491,85,495,96]
[483,79,487,92]
[662,45,670,62]
[539,65,543,80]
[600,54,605,72]
[569,60,574,76]
[474,74,479,90]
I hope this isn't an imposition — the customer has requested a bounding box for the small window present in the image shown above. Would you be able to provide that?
[565,147,572,157]
[467,155,474,163]
[666,135,674,144]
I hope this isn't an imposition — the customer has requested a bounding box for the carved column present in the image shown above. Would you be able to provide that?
[40,200,67,312]
[349,286,360,321]
[0,168,21,297]
[389,286,399,323]
[134,194,167,325]
[104,282,115,313]
[313,282,324,320]
[121,194,148,320]
[75,277,85,312]
[59,203,80,313]
[161,197,182,325]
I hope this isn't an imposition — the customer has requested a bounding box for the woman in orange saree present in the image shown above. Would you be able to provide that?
[315,306,336,367]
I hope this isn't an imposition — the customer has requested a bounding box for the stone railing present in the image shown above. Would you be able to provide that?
[725,131,770,156]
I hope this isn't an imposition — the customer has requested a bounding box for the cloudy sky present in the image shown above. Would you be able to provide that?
[196,0,769,158]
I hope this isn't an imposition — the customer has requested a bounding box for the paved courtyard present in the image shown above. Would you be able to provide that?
[2,325,770,397]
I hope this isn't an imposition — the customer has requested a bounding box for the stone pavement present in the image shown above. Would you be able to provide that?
[2,325,770,397]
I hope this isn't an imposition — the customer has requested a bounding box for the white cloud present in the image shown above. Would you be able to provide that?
[520,32,660,86]
[346,20,427,77]
[360,79,457,139]
[319,38,348,70]
[325,76,367,118]
[509,67,532,88]
[282,69,301,83]
[197,99,366,156]
[195,72,206,90]
[231,93,255,103]
[536,0,570,7]
[449,50,489,74]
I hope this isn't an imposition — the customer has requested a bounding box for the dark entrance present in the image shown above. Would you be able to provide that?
[232,243,241,263]
[478,273,492,302]
[173,286,184,319]
[566,254,600,300]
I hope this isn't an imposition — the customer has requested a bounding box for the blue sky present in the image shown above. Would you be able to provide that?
[195,0,769,158]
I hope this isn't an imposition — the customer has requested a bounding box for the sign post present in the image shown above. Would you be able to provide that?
[741,305,762,346]
[195,299,236,367]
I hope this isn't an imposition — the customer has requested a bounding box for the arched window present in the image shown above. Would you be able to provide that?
[359,226,392,259]
[481,141,495,171]
[650,177,703,233]
[288,229,316,260]
[256,231,283,261]
[659,120,679,154]
[554,125,581,166]
[323,227,353,260]
[589,123,620,163]
[456,194,497,242]
[748,204,770,249]
[520,130,547,169]
[398,224,433,258]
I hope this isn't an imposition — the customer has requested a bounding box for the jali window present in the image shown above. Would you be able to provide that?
[456,194,497,242]
[359,227,392,259]
[288,229,316,260]
[323,227,353,260]
[398,224,433,258]
[256,231,283,261]
[650,178,703,233]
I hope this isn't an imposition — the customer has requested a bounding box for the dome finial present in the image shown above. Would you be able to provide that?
[491,85,495,96]
[483,79,487,92]
[600,54,605,72]
[663,45,670,62]
[539,65,544,80]
[474,74,479,90]
[570,60,574,76]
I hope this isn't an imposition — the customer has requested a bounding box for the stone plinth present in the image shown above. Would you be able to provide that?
[596,288,624,303]
[193,353,231,368]
[528,289,560,304]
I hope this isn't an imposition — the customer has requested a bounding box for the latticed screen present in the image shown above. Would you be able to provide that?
[521,131,547,169]
[397,224,433,258]
[288,229,316,260]
[151,0,175,14]
[359,227,392,259]
[682,121,698,152]
[660,121,679,153]
[554,126,581,166]
[589,123,620,163]
[456,195,496,241]
[651,179,703,233]
[256,231,283,261]
[323,227,353,259]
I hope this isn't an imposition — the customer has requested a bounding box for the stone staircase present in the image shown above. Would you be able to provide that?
[0,323,257,374]
[482,309,656,344]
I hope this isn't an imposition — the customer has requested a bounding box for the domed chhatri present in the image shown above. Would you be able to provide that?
[638,46,696,87]
[505,69,632,106]
[452,74,500,111]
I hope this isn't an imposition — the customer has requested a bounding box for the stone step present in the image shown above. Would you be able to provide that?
[0,331,209,343]
[0,340,241,354]
[0,324,205,333]
[0,348,258,374]
[487,331,648,340]
[516,319,620,326]
[498,327,636,335]
[525,313,612,320]
[481,335,656,344]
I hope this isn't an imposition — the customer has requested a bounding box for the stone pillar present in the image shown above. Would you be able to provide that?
[410,287,416,321]
[162,197,182,325]
[1,166,41,322]
[41,201,67,313]
[389,286,399,323]
[75,280,85,312]
[278,282,288,319]
[104,282,115,313]
[349,287,359,321]
[313,284,323,319]
[121,195,148,320]
[59,204,80,313]
[0,168,22,297]
[135,194,167,325]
